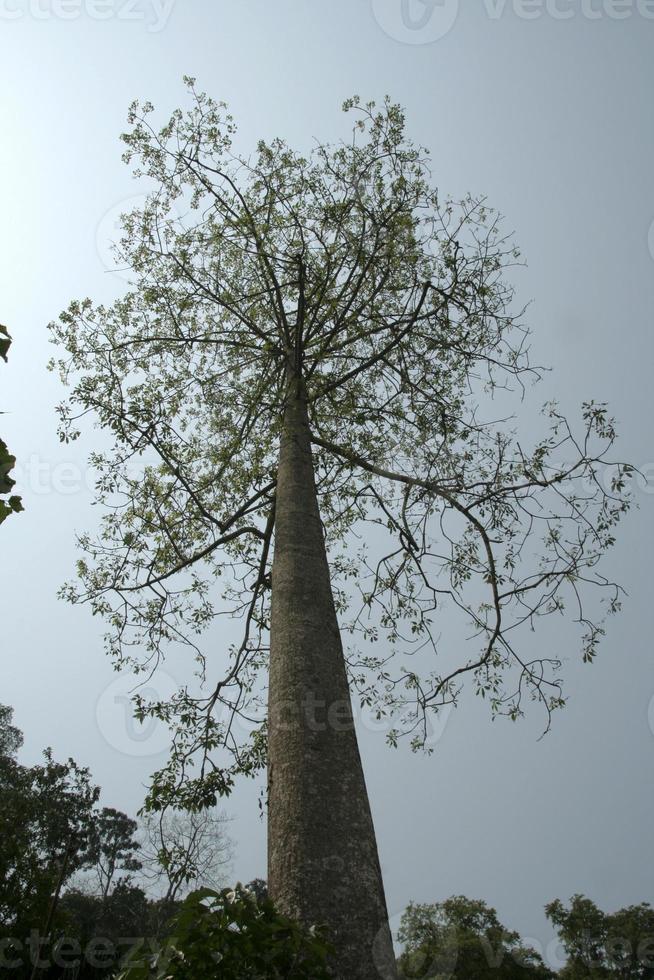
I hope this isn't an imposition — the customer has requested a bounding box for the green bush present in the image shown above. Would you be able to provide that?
[115,885,332,980]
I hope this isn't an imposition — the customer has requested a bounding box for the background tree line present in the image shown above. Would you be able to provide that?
[1,704,651,979]
[397,895,654,979]
[0,704,233,978]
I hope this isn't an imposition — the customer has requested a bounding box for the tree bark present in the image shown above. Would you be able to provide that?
[268,374,398,980]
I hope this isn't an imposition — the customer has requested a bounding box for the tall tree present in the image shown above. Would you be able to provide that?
[49,84,631,978]
[0,324,23,525]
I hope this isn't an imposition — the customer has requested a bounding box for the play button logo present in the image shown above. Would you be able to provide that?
[372,0,459,43]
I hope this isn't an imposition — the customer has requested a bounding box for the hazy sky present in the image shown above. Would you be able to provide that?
[1,0,653,968]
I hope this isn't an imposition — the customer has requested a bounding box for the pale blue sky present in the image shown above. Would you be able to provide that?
[1,0,653,966]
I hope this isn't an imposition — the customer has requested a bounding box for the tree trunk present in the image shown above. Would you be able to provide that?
[268,375,398,980]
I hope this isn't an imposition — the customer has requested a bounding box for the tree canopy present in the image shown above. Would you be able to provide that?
[48,83,632,814]
[89,806,143,899]
[397,895,555,978]
[546,895,654,979]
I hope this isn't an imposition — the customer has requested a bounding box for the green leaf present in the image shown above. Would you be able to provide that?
[0,324,11,363]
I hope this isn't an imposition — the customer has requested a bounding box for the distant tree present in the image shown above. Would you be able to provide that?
[546,896,654,979]
[546,895,609,978]
[88,806,142,899]
[604,904,654,979]
[0,703,22,757]
[397,895,555,978]
[0,324,23,525]
[139,809,233,902]
[0,707,99,937]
